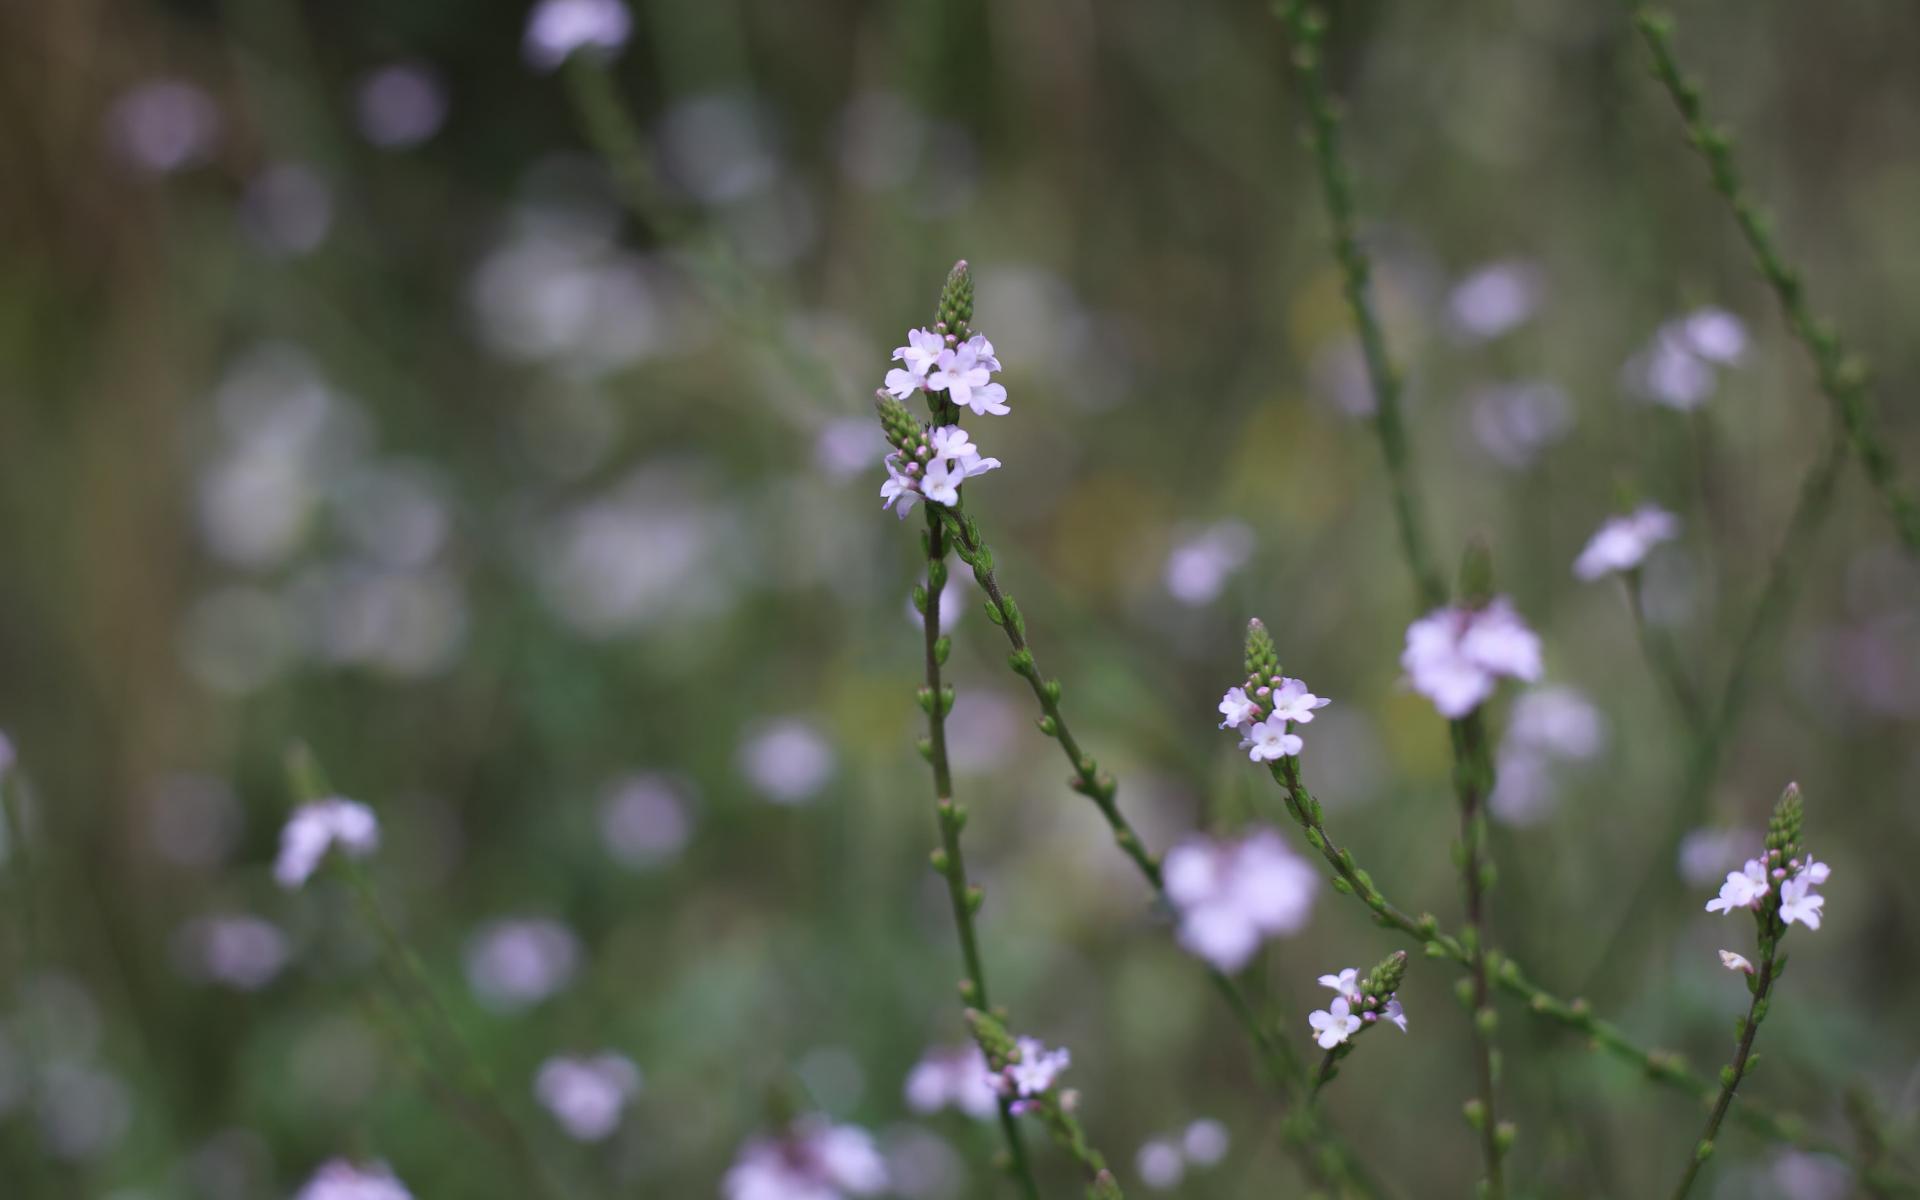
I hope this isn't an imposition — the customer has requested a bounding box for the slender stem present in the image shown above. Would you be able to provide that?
[1276,0,1445,611]
[1627,3,1920,556]
[1624,571,1707,734]
[1450,713,1507,1198]
[1670,940,1781,1199]
[917,513,1043,1200]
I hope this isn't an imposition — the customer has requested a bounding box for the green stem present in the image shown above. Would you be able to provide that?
[916,511,1043,1200]
[1627,4,1920,555]
[1669,936,1780,1199]
[1450,713,1508,1198]
[1624,570,1707,734]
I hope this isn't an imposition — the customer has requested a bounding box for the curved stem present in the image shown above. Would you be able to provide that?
[1670,938,1780,1199]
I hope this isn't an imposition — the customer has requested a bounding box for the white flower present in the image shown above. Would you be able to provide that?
[172,914,290,990]
[1242,715,1302,762]
[1316,967,1359,997]
[534,1053,641,1142]
[1003,1036,1071,1098]
[1383,997,1407,1032]
[1573,505,1680,581]
[1227,831,1316,935]
[883,367,923,400]
[1175,899,1263,973]
[928,425,978,460]
[1182,1118,1230,1165]
[522,0,632,72]
[1705,859,1770,914]
[1718,949,1754,974]
[274,798,380,888]
[892,327,944,377]
[1401,599,1544,718]
[1447,260,1544,342]
[294,1159,412,1200]
[963,333,1001,372]
[1679,308,1748,365]
[1778,874,1824,930]
[1267,678,1330,724]
[1136,1138,1185,1190]
[903,1044,998,1120]
[1308,997,1362,1049]
[919,457,964,506]
[1800,858,1831,885]
[928,341,1009,417]
[879,456,920,518]
[1216,686,1259,730]
[723,1118,887,1200]
[464,918,581,1011]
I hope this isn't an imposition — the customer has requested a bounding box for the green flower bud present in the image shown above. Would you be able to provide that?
[937,260,974,339]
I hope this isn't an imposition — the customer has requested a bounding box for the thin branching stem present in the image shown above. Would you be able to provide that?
[1670,944,1780,1199]
[1626,4,1920,555]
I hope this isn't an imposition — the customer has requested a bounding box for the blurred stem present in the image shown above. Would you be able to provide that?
[936,505,1376,1196]
[1623,571,1707,734]
[914,509,1044,1200]
[1275,0,1445,612]
[1669,930,1782,1199]
[1627,4,1920,555]
[1449,713,1508,1198]
[562,56,686,240]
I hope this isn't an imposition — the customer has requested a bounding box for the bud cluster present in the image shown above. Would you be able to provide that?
[1310,952,1411,1049]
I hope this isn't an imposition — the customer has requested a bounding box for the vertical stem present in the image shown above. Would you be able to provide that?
[1451,713,1507,1198]
[1623,571,1707,734]
[917,513,1043,1200]
[1669,942,1780,1199]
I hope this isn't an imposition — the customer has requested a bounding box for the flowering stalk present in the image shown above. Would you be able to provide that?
[1309,952,1408,1099]
[967,1012,1123,1200]
[1626,4,1920,556]
[1673,785,1818,1198]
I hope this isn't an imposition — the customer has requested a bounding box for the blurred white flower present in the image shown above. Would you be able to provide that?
[815,418,887,480]
[285,563,469,678]
[903,1044,998,1120]
[598,773,693,869]
[1625,310,1746,410]
[275,797,380,888]
[1163,828,1317,972]
[37,1062,131,1162]
[1573,504,1679,581]
[1182,1118,1229,1166]
[1718,949,1754,974]
[1468,380,1573,469]
[945,690,1021,774]
[1446,259,1545,342]
[738,718,835,805]
[465,918,581,1011]
[723,1117,888,1200]
[1678,307,1749,365]
[355,63,448,149]
[523,0,632,71]
[996,1037,1071,1110]
[331,461,451,569]
[907,572,969,636]
[879,1126,963,1200]
[1164,521,1255,606]
[172,914,290,989]
[1136,1138,1184,1190]
[1678,828,1760,888]
[534,468,736,636]
[534,1052,642,1142]
[1771,1149,1852,1200]
[1308,997,1361,1049]
[106,79,220,173]
[1401,599,1543,718]
[242,163,333,256]
[1489,686,1607,826]
[293,1159,413,1200]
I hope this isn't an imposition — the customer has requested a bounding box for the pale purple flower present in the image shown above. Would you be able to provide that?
[1679,828,1760,888]
[928,342,1007,416]
[1383,997,1407,1032]
[354,63,448,149]
[1267,678,1330,724]
[1505,686,1606,760]
[1627,311,1745,410]
[738,718,835,805]
[1163,829,1317,972]
[1241,715,1302,762]
[1801,858,1831,885]
[534,1053,642,1142]
[927,425,978,461]
[1679,308,1748,365]
[1136,1139,1184,1190]
[880,457,920,518]
[1778,874,1824,930]
[107,79,221,174]
[723,1118,887,1200]
[599,774,693,869]
[1182,1118,1229,1166]
[274,798,379,888]
[1447,260,1544,342]
[1469,380,1573,469]
[1401,599,1544,718]
[1216,686,1259,731]
[963,334,1001,372]
[1574,505,1680,581]
[1705,860,1770,914]
[1308,998,1361,1049]
[293,1160,412,1200]
[1718,949,1754,974]
[1164,521,1255,606]
[892,328,944,378]
[173,914,290,990]
[464,918,580,1011]
[999,1037,1070,1102]
[883,367,922,401]
[523,0,632,71]
[1227,830,1317,934]
[1316,967,1359,998]
[904,1044,998,1120]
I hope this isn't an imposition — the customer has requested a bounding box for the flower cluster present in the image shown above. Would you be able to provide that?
[1573,504,1680,581]
[989,1035,1073,1116]
[722,1117,887,1200]
[1218,617,1331,761]
[1488,685,1607,826]
[1308,953,1409,1050]
[903,1043,998,1120]
[1401,598,1543,719]
[1162,827,1318,972]
[274,797,380,888]
[872,261,1009,517]
[294,1159,412,1200]
[1625,307,1749,410]
[533,1052,642,1142]
[1705,783,1830,942]
[1135,1118,1231,1191]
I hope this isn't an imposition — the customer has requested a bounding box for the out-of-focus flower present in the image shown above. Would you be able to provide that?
[275,798,379,888]
[1217,687,1259,731]
[534,1053,642,1141]
[1678,828,1760,888]
[1136,1138,1184,1190]
[1468,380,1573,469]
[1771,1149,1852,1200]
[354,63,448,148]
[465,918,581,1011]
[523,0,632,71]
[1718,949,1754,974]
[657,93,779,206]
[1162,828,1317,972]
[293,1159,413,1200]
[903,1044,998,1120]
[1446,259,1545,342]
[1401,599,1543,718]
[880,1127,963,1200]
[242,163,334,257]
[1308,997,1362,1049]
[1624,309,1748,410]
[1164,521,1255,606]
[944,690,1020,774]
[598,773,693,869]
[737,718,836,805]
[1182,1119,1229,1166]
[331,462,450,570]
[992,1037,1071,1113]
[1489,685,1607,826]
[172,914,290,989]
[37,1062,132,1161]
[816,419,887,480]
[723,1117,888,1200]
[285,563,469,679]
[1573,505,1680,581]
[1678,307,1749,365]
[107,79,220,173]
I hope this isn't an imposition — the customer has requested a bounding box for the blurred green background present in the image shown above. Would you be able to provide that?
[2,0,1918,1196]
